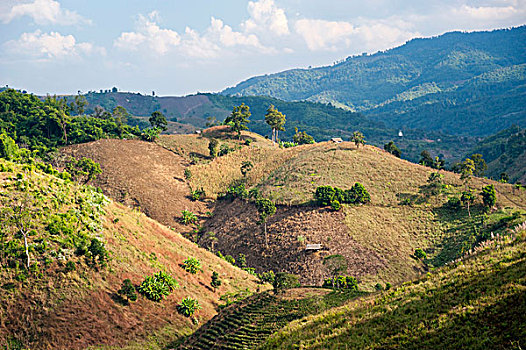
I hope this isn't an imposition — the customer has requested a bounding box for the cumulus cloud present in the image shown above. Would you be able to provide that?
[0,0,91,25]
[294,17,420,52]
[4,30,105,59]
[114,12,181,55]
[114,12,272,58]
[243,0,289,36]
[295,19,354,51]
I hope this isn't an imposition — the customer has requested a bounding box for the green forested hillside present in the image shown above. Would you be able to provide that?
[60,90,476,163]
[222,26,526,137]
[466,125,526,183]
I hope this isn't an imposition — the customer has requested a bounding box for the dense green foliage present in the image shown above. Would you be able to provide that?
[481,184,497,210]
[0,89,141,155]
[137,270,178,302]
[182,257,202,274]
[315,183,371,206]
[322,275,358,290]
[223,26,526,137]
[224,103,250,137]
[177,297,202,317]
[118,278,138,303]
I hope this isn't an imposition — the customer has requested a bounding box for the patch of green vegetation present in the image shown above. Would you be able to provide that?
[0,157,109,281]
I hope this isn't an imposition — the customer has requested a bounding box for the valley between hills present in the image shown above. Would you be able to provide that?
[1,25,526,350]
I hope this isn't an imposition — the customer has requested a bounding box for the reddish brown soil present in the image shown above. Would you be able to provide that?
[200,199,387,285]
[60,139,208,232]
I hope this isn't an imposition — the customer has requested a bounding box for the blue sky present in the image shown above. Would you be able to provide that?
[1,0,525,96]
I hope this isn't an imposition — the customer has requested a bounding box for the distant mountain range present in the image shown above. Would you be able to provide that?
[222,26,526,137]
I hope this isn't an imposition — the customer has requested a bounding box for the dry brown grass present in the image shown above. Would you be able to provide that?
[0,162,264,349]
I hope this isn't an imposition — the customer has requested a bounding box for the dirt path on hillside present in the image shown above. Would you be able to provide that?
[61,139,207,231]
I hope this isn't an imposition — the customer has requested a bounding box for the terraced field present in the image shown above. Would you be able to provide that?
[176,288,363,350]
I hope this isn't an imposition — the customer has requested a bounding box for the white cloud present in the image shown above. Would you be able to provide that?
[179,27,221,59]
[0,0,91,25]
[294,17,420,52]
[4,30,105,59]
[295,19,354,51]
[209,17,264,48]
[243,0,289,36]
[114,12,181,55]
[452,4,520,20]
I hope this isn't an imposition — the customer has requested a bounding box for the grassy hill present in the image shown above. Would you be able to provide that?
[261,230,526,349]
[188,140,525,288]
[222,26,526,137]
[0,158,261,349]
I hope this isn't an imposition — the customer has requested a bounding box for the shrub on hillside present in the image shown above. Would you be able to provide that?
[322,276,358,290]
[211,271,222,292]
[222,182,249,200]
[118,278,138,304]
[315,183,370,207]
[177,297,202,317]
[138,271,178,302]
[414,248,427,260]
[181,210,198,225]
[182,257,202,274]
[87,238,108,269]
[481,184,496,211]
[273,272,300,292]
[331,200,342,211]
[258,270,276,284]
[191,187,205,201]
[315,186,336,206]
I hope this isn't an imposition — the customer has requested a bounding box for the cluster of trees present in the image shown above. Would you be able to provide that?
[315,184,371,210]
[0,89,174,155]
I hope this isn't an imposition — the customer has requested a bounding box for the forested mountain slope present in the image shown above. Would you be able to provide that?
[222,26,526,137]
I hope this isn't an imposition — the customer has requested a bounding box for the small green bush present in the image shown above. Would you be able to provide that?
[137,271,178,302]
[415,248,427,260]
[331,200,342,211]
[273,272,300,292]
[181,210,198,225]
[118,278,138,303]
[184,168,192,180]
[177,297,202,317]
[88,238,108,268]
[191,188,205,201]
[322,276,358,290]
[211,271,222,292]
[224,255,236,265]
[258,270,275,284]
[182,257,202,274]
[315,186,335,206]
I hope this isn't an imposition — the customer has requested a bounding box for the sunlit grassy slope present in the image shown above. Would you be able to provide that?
[262,231,526,350]
[183,139,525,287]
[0,159,261,350]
